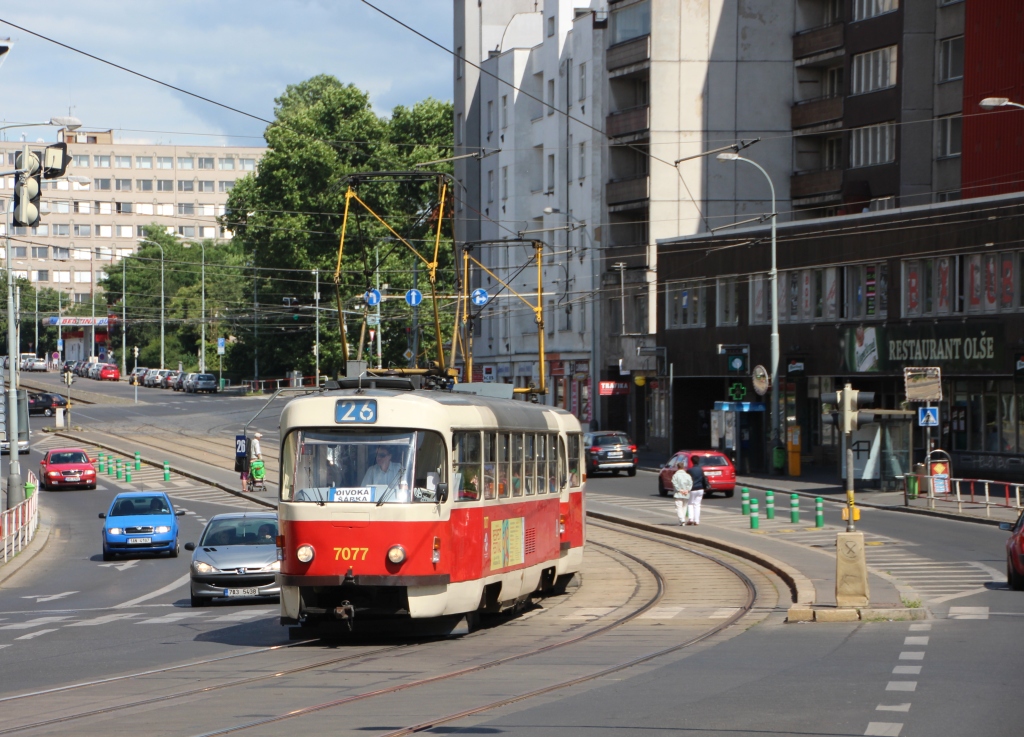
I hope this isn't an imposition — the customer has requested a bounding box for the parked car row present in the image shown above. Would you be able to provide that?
[68,360,120,381]
[130,367,218,393]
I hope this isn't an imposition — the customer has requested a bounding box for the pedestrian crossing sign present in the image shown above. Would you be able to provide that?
[917,407,939,427]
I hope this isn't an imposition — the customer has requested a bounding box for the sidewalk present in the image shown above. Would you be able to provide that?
[637,449,1021,526]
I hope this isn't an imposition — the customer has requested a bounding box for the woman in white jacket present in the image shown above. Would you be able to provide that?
[671,467,692,525]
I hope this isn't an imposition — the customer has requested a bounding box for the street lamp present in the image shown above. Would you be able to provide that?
[137,237,165,369]
[716,151,781,459]
[0,116,82,135]
[979,97,1024,111]
[182,240,206,372]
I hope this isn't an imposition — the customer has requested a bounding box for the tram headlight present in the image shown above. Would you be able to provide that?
[296,544,315,563]
[387,545,406,564]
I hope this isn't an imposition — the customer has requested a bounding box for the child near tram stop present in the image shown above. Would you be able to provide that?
[671,466,693,526]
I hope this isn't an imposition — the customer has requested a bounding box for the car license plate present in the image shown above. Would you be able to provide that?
[127,537,152,544]
[224,588,260,597]
[66,475,80,481]
[706,470,721,476]
[607,451,623,458]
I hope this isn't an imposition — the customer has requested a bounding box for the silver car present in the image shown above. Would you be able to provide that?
[185,512,280,607]
[191,373,218,393]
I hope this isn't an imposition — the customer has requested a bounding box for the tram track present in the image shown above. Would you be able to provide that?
[0,521,761,737]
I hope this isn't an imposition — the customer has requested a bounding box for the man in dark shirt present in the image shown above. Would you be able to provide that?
[685,460,707,525]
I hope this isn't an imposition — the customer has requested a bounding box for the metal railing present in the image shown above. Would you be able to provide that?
[2,491,39,564]
[242,375,326,393]
[902,473,1024,516]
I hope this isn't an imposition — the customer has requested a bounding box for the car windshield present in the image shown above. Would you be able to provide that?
[50,451,88,464]
[282,429,447,504]
[200,517,277,546]
[694,455,729,467]
[594,434,630,446]
[110,496,172,516]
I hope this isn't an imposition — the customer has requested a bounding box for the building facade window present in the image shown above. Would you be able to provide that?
[850,121,895,167]
[115,178,132,191]
[115,155,132,168]
[94,178,111,190]
[717,277,739,326]
[851,46,897,95]
[73,224,91,237]
[487,170,494,203]
[219,157,235,170]
[72,154,89,167]
[94,155,110,168]
[32,270,48,282]
[178,203,195,215]
[136,156,152,169]
[609,0,650,46]
[178,180,194,192]
[178,225,196,237]
[938,36,964,82]
[137,179,153,191]
[936,115,962,157]
[177,157,194,169]
[501,95,508,128]
[547,79,555,114]
[157,156,173,169]
[578,142,586,180]
[31,246,48,258]
[501,166,508,200]
[219,180,235,192]
[844,263,888,319]
[240,158,255,171]
[157,179,173,191]
[853,0,899,20]
[197,157,214,169]
[578,63,586,101]
[665,281,704,329]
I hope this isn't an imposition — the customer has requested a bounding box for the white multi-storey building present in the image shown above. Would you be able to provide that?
[1,129,264,302]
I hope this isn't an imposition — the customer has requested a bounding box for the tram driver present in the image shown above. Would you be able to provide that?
[362,445,402,488]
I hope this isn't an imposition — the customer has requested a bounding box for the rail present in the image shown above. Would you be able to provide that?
[1,491,39,564]
[902,472,1024,516]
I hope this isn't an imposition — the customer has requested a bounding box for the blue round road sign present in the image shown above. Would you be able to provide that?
[365,289,382,307]
[405,289,423,307]
[471,288,490,307]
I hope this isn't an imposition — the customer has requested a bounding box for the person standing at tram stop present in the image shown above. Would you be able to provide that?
[240,432,263,492]
[362,446,401,488]
[685,458,707,525]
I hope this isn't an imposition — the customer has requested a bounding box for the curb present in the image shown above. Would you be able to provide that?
[588,510,815,607]
[54,431,276,510]
[0,506,55,587]
[787,605,929,623]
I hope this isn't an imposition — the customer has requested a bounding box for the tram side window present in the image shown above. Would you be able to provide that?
[551,434,561,492]
[524,434,535,495]
[499,433,513,497]
[512,433,525,496]
[452,432,481,502]
[558,436,567,490]
[536,434,548,495]
[484,432,498,500]
[568,433,583,487]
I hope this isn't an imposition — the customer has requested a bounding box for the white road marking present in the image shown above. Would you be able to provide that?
[98,559,139,571]
[908,623,931,631]
[14,628,59,640]
[948,606,989,620]
[876,704,911,712]
[136,612,205,624]
[114,574,190,609]
[637,606,685,619]
[65,613,140,627]
[886,681,917,692]
[903,636,929,646]
[892,666,921,675]
[0,616,75,630]
[206,610,275,623]
[899,652,925,660]
[20,592,78,603]
[864,722,903,736]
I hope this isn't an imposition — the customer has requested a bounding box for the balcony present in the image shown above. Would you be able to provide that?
[606,106,650,138]
[791,95,843,129]
[607,35,650,71]
[793,22,843,60]
[607,176,649,205]
[790,169,843,200]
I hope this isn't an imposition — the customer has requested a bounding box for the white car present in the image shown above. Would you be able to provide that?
[27,358,48,372]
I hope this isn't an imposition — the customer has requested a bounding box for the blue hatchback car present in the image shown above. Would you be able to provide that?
[99,492,184,560]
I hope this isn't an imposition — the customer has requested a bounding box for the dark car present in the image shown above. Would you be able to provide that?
[658,450,736,498]
[583,432,638,477]
[62,360,76,373]
[28,393,67,416]
[1001,509,1024,591]
[172,372,188,391]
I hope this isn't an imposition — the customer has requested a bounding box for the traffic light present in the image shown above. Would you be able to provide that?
[282,297,300,321]
[12,150,42,227]
[821,389,842,430]
[133,346,139,358]
[822,385,876,433]
[42,142,72,180]
[62,369,74,387]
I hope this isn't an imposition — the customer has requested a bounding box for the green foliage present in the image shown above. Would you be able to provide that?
[223,75,455,379]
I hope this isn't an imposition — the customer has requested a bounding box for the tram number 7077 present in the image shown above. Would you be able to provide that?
[334,547,370,561]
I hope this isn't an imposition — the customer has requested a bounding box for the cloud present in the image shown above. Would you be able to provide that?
[0,0,452,146]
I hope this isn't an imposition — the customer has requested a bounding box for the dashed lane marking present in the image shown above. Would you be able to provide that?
[65,613,140,627]
[899,652,925,660]
[864,723,903,736]
[0,616,75,630]
[892,666,921,675]
[903,636,929,646]
[14,629,59,641]
[876,705,911,713]
[886,681,917,692]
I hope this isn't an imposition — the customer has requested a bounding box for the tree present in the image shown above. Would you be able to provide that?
[223,75,454,379]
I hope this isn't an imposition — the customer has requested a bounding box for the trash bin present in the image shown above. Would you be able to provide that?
[772,446,786,473]
[219,378,227,390]
[906,473,918,499]
[25,480,36,498]
[913,462,928,496]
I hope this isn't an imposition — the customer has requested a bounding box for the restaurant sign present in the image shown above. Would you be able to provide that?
[841,323,1003,373]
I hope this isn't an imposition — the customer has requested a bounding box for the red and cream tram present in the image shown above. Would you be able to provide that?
[276,377,586,632]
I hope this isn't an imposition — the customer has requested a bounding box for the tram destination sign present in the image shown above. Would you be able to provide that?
[904,367,942,402]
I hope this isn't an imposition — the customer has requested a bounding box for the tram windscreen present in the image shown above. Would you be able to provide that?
[281,429,447,504]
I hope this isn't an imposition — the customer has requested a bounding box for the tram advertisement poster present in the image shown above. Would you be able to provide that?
[490,517,525,571]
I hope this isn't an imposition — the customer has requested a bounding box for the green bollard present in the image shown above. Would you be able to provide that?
[815,497,824,528]
[116,459,123,480]
[163,460,171,482]
[741,487,750,516]
[134,451,141,470]
[107,456,114,475]
[765,490,775,520]
[125,468,132,483]
[97,454,105,474]
[790,493,800,523]
[750,498,760,529]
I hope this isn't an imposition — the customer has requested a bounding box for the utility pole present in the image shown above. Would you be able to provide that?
[5,147,26,507]
[121,255,127,378]
[612,262,627,335]
[34,289,38,357]
[253,260,258,382]
[313,269,320,387]
[411,261,419,367]
[375,242,382,369]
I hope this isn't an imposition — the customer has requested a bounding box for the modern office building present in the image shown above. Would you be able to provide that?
[1,129,264,304]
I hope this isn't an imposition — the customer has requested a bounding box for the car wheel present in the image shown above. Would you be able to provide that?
[88,484,96,490]
[102,549,114,562]
[1010,559,1024,591]
[190,592,208,608]
[658,480,669,497]
[170,542,180,558]
[627,468,636,477]
[612,470,620,476]
[724,487,735,498]
[44,408,53,417]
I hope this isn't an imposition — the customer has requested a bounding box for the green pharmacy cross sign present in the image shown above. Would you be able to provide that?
[728,383,748,401]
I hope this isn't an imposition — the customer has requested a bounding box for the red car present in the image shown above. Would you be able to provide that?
[658,450,736,498]
[99,364,120,381]
[39,448,98,490]
[1002,510,1024,590]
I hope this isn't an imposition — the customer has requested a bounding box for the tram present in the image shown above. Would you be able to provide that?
[276,377,586,633]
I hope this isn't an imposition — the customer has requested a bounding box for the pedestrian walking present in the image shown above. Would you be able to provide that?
[671,466,692,526]
[685,459,706,525]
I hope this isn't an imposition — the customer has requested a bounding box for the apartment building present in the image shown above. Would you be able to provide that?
[0,129,264,302]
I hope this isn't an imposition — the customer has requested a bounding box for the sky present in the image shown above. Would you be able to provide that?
[0,0,454,147]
